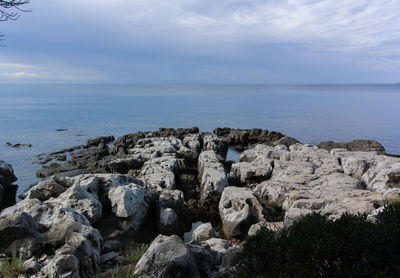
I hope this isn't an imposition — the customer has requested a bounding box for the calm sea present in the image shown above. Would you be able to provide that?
[0,84,399,196]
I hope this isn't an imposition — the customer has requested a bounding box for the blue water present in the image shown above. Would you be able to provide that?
[0,84,399,196]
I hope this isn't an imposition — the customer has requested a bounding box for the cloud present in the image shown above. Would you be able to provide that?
[0,71,39,78]
[0,57,108,83]
[0,62,40,79]
[1,0,399,83]
[0,62,36,69]
[26,0,400,52]
[163,0,400,52]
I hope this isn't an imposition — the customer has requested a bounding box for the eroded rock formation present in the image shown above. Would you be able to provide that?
[1,127,399,277]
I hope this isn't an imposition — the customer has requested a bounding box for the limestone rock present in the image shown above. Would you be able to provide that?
[231,157,273,185]
[134,234,200,278]
[335,151,400,192]
[41,254,79,278]
[23,257,43,273]
[319,139,386,154]
[198,151,228,199]
[139,155,180,191]
[23,176,67,202]
[0,212,41,258]
[203,134,228,160]
[191,222,216,242]
[108,183,158,231]
[183,133,202,156]
[51,183,103,224]
[283,173,383,227]
[219,187,267,237]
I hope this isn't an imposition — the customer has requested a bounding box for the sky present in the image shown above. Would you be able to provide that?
[0,0,400,84]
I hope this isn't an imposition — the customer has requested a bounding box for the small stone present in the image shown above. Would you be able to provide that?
[39,254,47,262]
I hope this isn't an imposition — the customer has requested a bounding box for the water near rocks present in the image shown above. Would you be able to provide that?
[1,84,399,195]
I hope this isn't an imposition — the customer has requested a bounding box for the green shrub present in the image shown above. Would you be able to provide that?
[104,244,149,278]
[0,252,25,278]
[242,203,400,278]
[110,265,137,278]
[124,244,149,266]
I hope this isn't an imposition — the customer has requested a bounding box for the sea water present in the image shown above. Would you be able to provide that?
[0,84,399,196]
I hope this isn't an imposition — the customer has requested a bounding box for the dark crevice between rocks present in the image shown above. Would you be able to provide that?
[183,195,222,237]
[387,172,400,188]
[0,184,17,211]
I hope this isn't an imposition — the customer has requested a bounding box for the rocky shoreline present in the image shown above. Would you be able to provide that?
[1,127,400,277]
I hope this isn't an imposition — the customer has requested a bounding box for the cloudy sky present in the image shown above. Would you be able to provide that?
[0,0,399,83]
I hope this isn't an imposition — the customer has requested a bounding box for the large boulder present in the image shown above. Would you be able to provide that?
[0,212,42,258]
[50,183,103,224]
[43,208,102,272]
[108,183,158,231]
[134,234,201,278]
[198,151,229,199]
[231,157,274,185]
[219,187,267,237]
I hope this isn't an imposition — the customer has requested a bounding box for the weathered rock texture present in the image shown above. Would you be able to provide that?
[1,127,398,277]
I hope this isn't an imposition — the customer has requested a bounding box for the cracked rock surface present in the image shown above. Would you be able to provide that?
[0,127,398,277]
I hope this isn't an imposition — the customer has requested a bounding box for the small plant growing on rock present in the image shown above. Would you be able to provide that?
[110,265,137,278]
[124,244,149,266]
[103,244,149,278]
[0,252,25,278]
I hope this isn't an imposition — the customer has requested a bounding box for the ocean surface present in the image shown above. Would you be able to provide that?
[0,84,399,197]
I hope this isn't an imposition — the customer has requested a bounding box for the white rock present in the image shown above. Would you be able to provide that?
[134,234,200,278]
[50,183,102,224]
[198,151,228,199]
[108,183,158,231]
[192,222,216,241]
[41,254,79,278]
[231,156,273,184]
[219,186,266,237]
